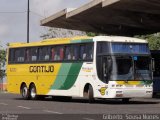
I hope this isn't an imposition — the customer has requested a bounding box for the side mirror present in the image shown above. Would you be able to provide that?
[151,58,155,72]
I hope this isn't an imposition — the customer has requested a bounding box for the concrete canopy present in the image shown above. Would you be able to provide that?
[41,0,160,36]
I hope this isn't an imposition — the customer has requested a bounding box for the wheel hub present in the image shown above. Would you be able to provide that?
[31,88,36,98]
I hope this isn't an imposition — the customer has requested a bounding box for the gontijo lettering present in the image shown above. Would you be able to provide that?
[29,66,54,73]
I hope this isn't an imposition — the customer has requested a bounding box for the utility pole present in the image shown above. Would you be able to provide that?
[27,0,30,43]
[0,55,3,91]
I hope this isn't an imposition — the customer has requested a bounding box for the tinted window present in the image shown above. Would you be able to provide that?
[39,47,50,61]
[80,44,93,60]
[8,43,93,64]
[30,48,38,61]
[86,44,93,60]
[14,49,25,62]
[80,45,86,60]
[72,45,79,60]
[25,48,30,62]
[65,46,72,60]
[97,42,110,54]
[51,46,64,61]
[9,49,15,62]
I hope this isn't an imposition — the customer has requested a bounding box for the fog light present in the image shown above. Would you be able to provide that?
[116,91,123,97]
[116,94,123,97]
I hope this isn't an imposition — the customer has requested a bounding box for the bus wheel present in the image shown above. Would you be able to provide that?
[29,84,37,100]
[21,84,29,100]
[88,85,94,103]
[122,98,130,103]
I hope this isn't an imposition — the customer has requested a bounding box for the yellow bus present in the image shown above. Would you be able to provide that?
[7,36,153,102]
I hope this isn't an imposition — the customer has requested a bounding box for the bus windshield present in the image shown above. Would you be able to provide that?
[96,41,152,83]
[134,56,152,81]
[110,56,134,81]
[109,56,152,81]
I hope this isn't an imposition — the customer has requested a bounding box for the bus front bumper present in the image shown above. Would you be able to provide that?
[96,88,153,99]
[110,88,153,98]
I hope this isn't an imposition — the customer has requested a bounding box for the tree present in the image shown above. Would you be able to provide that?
[0,47,6,79]
[135,33,160,50]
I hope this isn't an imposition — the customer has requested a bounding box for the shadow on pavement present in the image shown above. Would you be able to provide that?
[14,97,160,105]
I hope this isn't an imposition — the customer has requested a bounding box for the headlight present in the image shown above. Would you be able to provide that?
[116,91,123,94]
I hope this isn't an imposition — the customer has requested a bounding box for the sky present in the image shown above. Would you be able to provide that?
[0,0,91,48]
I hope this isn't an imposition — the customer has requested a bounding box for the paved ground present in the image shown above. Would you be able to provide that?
[0,93,160,120]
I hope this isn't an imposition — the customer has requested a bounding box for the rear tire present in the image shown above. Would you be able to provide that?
[21,84,29,100]
[29,84,37,100]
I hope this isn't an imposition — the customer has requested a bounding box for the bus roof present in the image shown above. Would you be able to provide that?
[9,36,92,48]
[9,36,147,48]
[94,36,148,43]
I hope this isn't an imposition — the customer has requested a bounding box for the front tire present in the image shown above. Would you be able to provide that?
[21,84,29,100]
[88,85,94,103]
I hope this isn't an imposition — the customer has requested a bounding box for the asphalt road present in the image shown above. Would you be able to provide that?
[0,92,160,120]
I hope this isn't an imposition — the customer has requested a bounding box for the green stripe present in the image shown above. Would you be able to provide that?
[51,63,83,90]
[60,63,83,90]
[140,80,153,85]
[71,39,93,43]
[51,63,72,89]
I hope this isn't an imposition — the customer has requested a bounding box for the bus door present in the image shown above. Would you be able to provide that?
[101,56,112,83]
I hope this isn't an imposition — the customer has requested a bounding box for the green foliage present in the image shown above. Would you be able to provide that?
[0,50,6,62]
[86,32,107,37]
[86,32,98,37]
[135,33,160,50]
[0,47,6,79]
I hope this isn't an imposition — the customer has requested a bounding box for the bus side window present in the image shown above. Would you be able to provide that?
[38,47,50,61]
[31,48,38,61]
[15,49,25,62]
[9,49,15,63]
[44,47,50,61]
[65,46,72,60]
[14,49,19,62]
[55,47,60,61]
[39,48,43,61]
[51,48,55,61]
[52,47,59,61]
[86,44,93,60]
[25,48,30,62]
[80,45,86,60]
[60,47,64,60]
[45,54,50,61]
[72,45,79,60]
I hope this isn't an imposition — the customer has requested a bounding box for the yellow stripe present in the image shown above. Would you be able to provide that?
[7,63,62,95]
[116,81,141,85]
